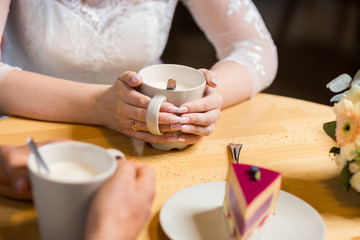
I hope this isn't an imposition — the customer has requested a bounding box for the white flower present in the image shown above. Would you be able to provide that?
[333,99,360,161]
[340,143,358,161]
[350,171,360,192]
[334,154,346,168]
[349,162,360,173]
[345,85,360,104]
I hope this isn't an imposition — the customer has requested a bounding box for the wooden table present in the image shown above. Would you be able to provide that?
[0,93,359,240]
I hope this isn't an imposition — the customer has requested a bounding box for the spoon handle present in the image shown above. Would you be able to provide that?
[228,143,243,163]
[27,137,50,174]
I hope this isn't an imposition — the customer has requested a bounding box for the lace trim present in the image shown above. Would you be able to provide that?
[226,0,242,16]
[227,0,275,52]
[223,41,265,74]
[57,0,169,34]
[217,40,265,95]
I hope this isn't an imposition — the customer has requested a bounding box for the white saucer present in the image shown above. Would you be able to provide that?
[160,181,325,240]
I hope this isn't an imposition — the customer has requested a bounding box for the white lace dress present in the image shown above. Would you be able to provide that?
[0,0,277,95]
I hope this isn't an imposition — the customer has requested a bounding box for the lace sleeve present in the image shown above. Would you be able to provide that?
[182,0,278,96]
[0,0,21,84]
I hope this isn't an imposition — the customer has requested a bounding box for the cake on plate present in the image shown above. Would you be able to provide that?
[223,163,282,239]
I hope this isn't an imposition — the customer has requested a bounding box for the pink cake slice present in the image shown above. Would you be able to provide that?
[223,163,282,239]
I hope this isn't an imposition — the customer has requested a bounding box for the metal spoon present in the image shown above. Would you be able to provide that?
[27,137,50,174]
[228,143,243,163]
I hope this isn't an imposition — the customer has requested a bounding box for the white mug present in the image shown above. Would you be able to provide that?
[139,64,206,150]
[27,141,123,240]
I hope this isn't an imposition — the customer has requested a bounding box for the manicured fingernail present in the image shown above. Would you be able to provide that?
[171,124,182,130]
[168,116,182,123]
[177,138,186,142]
[179,117,190,124]
[177,107,188,114]
[181,125,192,132]
[167,137,178,142]
[211,77,218,85]
[166,106,179,112]
[131,75,141,82]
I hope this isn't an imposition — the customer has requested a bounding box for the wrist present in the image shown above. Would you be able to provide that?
[92,84,113,127]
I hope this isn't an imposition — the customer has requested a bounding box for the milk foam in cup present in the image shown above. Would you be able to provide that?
[28,141,123,240]
[47,161,100,182]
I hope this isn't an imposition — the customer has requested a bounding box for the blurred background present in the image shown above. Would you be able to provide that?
[161,0,360,106]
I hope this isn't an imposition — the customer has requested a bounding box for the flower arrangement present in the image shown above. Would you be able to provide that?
[324,69,360,193]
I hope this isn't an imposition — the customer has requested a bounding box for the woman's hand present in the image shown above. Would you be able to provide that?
[97,69,222,146]
[0,138,67,200]
[97,71,189,144]
[85,160,155,240]
[166,69,223,144]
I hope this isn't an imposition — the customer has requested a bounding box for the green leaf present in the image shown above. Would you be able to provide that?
[329,147,340,154]
[323,121,337,141]
[339,162,352,192]
[339,180,348,189]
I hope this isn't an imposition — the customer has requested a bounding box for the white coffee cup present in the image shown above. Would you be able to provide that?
[27,141,123,240]
[139,64,206,151]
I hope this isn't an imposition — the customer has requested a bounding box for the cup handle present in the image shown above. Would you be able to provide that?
[146,94,167,135]
[106,149,126,160]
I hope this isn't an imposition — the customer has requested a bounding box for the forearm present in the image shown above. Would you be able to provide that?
[211,61,253,109]
[0,70,109,125]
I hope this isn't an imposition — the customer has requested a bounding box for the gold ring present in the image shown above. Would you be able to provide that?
[131,119,138,131]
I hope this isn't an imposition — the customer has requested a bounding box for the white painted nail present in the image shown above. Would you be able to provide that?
[211,77,218,85]
[171,124,182,130]
[131,75,141,82]
[166,106,179,112]
[177,138,186,142]
[179,117,190,124]
[167,137,178,142]
[177,107,188,113]
[181,125,192,132]
[169,116,182,123]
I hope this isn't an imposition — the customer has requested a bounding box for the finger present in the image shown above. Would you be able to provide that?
[129,111,183,127]
[135,165,155,202]
[13,176,31,196]
[128,119,180,133]
[164,105,189,114]
[129,121,188,133]
[114,161,137,183]
[179,87,222,113]
[117,71,142,88]
[119,87,177,122]
[126,129,183,144]
[181,109,221,126]
[0,183,32,200]
[175,133,203,145]
[126,122,201,145]
[179,124,216,136]
[198,68,218,88]
[119,82,152,109]
[116,76,176,112]
[126,114,185,134]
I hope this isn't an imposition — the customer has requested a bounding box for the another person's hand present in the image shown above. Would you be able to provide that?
[85,160,155,240]
[0,138,67,200]
[166,68,223,144]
